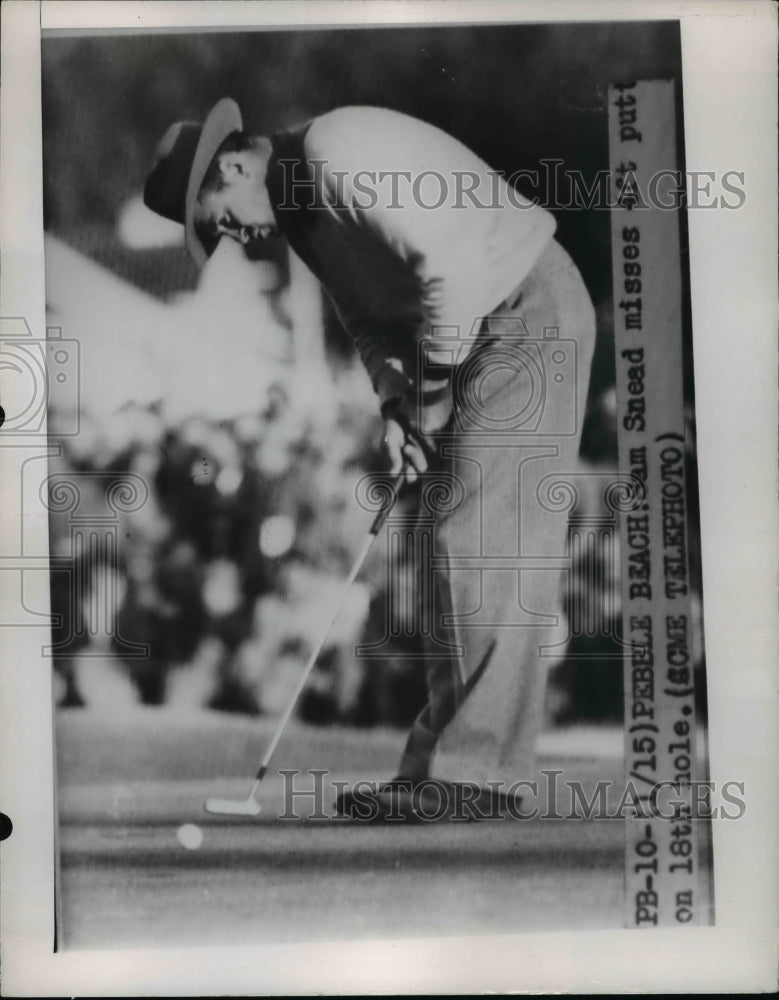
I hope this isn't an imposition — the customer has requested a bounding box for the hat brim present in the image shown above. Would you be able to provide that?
[184,98,243,267]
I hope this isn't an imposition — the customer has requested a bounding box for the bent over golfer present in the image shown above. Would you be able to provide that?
[145,99,596,819]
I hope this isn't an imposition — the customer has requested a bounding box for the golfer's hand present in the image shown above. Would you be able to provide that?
[382,418,428,485]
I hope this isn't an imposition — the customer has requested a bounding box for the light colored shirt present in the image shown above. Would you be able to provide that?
[268,105,556,408]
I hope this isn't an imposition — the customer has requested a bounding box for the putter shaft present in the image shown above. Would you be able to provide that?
[204,471,403,816]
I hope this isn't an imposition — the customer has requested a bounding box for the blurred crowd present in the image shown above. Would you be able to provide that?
[47,376,706,728]
[48,367,430,726]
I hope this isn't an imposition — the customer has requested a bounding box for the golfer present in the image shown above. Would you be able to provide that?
[145,99,595,819]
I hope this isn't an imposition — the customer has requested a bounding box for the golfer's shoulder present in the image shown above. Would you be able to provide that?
[305,105,463,163]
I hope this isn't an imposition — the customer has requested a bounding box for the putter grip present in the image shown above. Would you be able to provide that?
[369,472,403,536]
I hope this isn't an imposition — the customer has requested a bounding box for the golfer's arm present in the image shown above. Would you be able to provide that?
[316,158,463,409]
[335,228,459,410]
[349,200,476,357]
[350,323,414,413]
[325,289,413,411]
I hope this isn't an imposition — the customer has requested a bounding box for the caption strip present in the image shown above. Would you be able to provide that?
[609,79,709,929]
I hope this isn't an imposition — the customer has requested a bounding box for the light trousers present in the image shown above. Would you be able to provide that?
[398,239,596,786]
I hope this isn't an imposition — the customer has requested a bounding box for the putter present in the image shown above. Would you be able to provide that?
[204,468,405,817]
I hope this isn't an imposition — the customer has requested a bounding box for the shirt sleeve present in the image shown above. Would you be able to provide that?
[311,110,482,329]
[316,276,414,408]
[302,106,556,403]
[338,306,415,410]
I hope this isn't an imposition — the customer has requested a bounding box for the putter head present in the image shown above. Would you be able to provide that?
[204,796,262,817]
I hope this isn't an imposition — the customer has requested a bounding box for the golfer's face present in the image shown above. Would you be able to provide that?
[200,155,277,247]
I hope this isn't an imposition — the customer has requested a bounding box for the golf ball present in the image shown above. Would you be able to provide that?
[176,823,204,850]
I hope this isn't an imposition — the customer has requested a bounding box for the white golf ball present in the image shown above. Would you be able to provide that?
[176,823,204,850]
